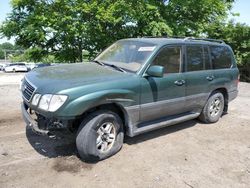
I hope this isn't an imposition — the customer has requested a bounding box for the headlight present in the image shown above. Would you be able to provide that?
[48,95,68,112]
[38,94,67,112]
[39,94,53,111]
[31,94,41,106]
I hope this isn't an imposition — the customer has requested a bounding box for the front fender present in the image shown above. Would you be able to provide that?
[57,89,137,117]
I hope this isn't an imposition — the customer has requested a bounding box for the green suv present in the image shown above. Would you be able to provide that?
[21,37,239,161]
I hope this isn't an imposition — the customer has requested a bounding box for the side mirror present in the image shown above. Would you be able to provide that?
[146,65,164,77]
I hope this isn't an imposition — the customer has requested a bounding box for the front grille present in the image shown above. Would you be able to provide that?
[22,78,36,102]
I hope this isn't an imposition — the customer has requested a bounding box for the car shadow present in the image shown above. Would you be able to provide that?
[125,119,198,145]
[25,126,77,158]
[26,119,200,160]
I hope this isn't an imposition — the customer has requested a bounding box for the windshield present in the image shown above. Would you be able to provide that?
[95,40,156,72]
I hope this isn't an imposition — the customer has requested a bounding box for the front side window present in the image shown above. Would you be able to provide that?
[95,40,156,72]
[152,46,181,74]
[210,46,232,69]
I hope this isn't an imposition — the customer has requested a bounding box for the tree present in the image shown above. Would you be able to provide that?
[0,42,23,59]
[0,0,235,62]
[10,47,57,63]
[0,42,15,59]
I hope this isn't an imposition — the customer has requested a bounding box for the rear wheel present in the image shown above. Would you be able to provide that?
[199,91,224,123]
[76,110,124,162]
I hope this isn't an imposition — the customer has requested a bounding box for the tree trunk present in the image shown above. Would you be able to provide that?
[79,49,83,62]
[78,38,83,62]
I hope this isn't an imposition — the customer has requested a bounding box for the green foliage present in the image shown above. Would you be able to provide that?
[165,0,234,36]
[0,42,23,59]
[10,47,59,63]
[0,0,235,62]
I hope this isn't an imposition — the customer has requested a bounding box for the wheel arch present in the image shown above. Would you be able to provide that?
[75,102,131,135]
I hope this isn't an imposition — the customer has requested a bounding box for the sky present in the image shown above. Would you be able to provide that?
[228,0,250,24]
[0,0,249,44]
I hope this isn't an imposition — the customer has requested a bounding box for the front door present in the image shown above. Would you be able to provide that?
[140,45,186,122]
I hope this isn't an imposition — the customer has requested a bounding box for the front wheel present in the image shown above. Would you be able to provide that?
[199,91,224,123]
[76,110,124,162]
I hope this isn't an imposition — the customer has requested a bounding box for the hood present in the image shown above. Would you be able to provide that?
[25,62,131,93]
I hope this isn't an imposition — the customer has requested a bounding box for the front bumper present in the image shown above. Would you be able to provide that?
[21,102,49,136]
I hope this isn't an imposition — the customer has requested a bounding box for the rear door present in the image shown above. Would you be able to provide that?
[183,44,214,113]
[209,45,239,96]
[140,45,186,122]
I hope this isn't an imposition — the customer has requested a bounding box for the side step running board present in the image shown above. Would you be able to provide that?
[132,113,200,136]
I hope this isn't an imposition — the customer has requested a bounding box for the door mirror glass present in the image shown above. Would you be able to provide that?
[146,65,164,77]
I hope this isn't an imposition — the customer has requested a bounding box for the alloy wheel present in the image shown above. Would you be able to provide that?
[96,122,116,153]
[209,97,222,117]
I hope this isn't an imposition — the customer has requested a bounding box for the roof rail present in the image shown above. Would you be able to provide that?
[138,36,225,44]
[183,37,225,44]
[140,35,168,38]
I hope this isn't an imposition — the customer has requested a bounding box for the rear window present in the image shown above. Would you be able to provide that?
[210,46,232,69]
[186,46,203,71]
[186,45,211,72]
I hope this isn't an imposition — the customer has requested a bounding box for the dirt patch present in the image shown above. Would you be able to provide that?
[52,156,93,173]
[0,114,23,126]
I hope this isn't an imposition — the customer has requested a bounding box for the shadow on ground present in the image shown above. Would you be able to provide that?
[26,127,95,171]
[26,126,77,158]
[26,119,199,159]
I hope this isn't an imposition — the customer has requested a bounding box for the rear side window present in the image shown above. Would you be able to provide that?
[210,46,232,69]
[186,46,203,71]
[152,46,181,74]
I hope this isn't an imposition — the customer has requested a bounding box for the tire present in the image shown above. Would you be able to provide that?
[76,110,124,162]
[199,91,224,123]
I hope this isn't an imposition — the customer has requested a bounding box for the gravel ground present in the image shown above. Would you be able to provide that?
[0,72,249,188]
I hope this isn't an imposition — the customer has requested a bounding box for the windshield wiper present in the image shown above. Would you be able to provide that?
[92,60,104,66]
[92,60,127,73]
[103,63,127,73]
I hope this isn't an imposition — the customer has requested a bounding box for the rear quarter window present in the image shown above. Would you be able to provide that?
[210,45,232,69]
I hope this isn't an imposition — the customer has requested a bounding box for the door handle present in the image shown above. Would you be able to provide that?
[174,80,185,86]
[206,76,214,81]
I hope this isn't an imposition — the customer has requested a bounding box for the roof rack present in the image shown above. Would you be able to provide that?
[141,35,168,38]
[138,36,225,44]
[183,37,225,44]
